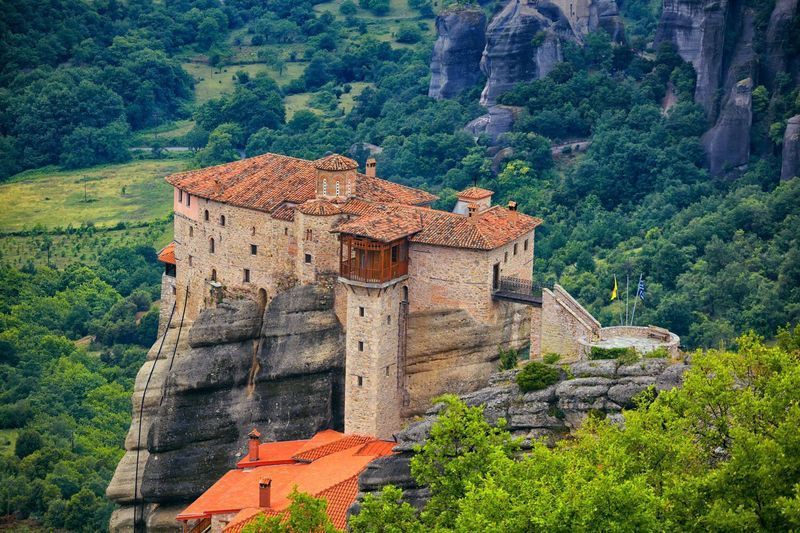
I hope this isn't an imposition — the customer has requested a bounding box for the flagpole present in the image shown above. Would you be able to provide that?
[630,273,642,326]
[625,274,630,326]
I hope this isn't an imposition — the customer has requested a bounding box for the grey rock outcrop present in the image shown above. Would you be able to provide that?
[764,0,799,88]
[701,78,753,176]
[463,105,523,142]
[654,0,728,120]
[428,8,487,100]
[781,115,800,181]
[354,358,688,511]
[107,285,345,532]
[480,1,564,107]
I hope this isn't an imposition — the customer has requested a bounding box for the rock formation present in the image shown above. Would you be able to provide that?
[781,115,800,181]
[654,0,728,120]
[464,105,524,142]
[353,358,688,511]
[107,285,346,531]
[701,78,753,176]
[479,1,564,107]
[428,8,487,100]
[764,0,799,88]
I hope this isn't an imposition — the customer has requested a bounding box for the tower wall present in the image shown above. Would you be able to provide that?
[343,282,404,439]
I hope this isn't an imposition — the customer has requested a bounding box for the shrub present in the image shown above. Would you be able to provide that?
[542,352,561,364]
[589,346,638,361]
[396,23,422,44]
[645,347,670,358]
[516,362,561,392]
[498,347,519,370]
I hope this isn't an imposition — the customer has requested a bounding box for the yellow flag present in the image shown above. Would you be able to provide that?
[611,275,618,301]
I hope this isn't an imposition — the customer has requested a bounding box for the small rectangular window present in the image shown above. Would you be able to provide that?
[179,190,183,203]
[504,251,508,263]
[187,194,191,206]
[243,268,250,282]
[385,366,390,376]
[284,227,289,236]
[513,243,518,255]
[358,341,364,351]
[524,239,529,251]
[251,244,258,255]
[359,306,365,317]
[304,253,312,264]
[387,315,391,325]
[356,375,363,386]
[188,255,193,267]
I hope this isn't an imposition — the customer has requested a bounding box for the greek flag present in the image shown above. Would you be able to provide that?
[636,277,646,301]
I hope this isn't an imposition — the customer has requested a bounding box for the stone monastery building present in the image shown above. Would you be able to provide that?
[158,152,606,439]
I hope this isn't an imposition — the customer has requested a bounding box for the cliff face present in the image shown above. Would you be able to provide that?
[428,8,487,100]
[479,1,564,107]
[353,358,688,512]
[782,115,800,181]
[701,77,753,176]
[764,0,799,88]
[107,285,345,531]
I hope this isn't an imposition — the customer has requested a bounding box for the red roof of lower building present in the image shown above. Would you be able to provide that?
[157,242,176,265]
[457,186,494,200]
[177,430,395,531]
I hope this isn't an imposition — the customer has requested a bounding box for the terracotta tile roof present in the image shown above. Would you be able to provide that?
[296,199,342,216]
[270,203,296,222]
[457,186,494,200]
[178,430,394,529]
[165,153,436,213]
[157,242,176,265]
[314,153,358,171]
[334,204,542,250]
[292,435,373,463]
[236,440,308,469]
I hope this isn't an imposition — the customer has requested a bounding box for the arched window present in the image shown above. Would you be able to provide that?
[204,210,209,221]
[335,181,340,197]
[189,226,193,237]
[347,180,351,196]
[322,179,328,195]
[209,237,215,253]
[220,215,226,226]
[211,269,217,281]
[251,226,256,236]
[403,286,409,302]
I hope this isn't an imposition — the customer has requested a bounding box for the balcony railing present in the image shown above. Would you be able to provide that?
[340,258,408,284]
[495,276,551,297]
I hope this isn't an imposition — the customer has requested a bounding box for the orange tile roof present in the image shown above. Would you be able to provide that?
[334,204,542,250]
[296,199,342,216]
[165,153,436,213]
[270,203,296,222]
[157,242,176,265]
[457,186,494,200]
[178,430,394,528]
[314,153,358,171]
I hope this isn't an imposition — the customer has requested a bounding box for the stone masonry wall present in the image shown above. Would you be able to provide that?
[408,229,533,324]
[539,285,601,362]
[158,273,176,338]
[344,282,404,439]
[293,211,342,284]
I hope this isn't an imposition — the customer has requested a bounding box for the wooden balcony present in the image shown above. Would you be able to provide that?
[339,236,409,285]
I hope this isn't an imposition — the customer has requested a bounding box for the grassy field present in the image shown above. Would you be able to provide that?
[0,429,17,456]
[340,82,373,113]
[0,223,173,270]
[184,61,307,104]
[0,158,186,232]
[131,120,195,146]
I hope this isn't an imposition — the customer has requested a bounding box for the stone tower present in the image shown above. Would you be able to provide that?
[343,280,406,439]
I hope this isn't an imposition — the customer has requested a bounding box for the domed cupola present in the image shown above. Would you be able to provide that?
[313,153,359,199]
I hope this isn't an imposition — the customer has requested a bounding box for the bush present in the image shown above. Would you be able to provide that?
[542,352,561,364]
[589,346,638,361]
[645,347,670,358]
[498,347,518,370]
[396,23,422,44]
[516,362,561,392]
[339,0,358,15]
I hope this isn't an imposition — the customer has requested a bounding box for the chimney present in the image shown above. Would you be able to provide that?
[248,428,261,462]
[507,201,517,211]
[467,203,477,217]
[259,478,272,508]
[365,158,377,177]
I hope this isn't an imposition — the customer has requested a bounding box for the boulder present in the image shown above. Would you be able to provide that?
[701,78,753,176]
[781,115,800,181]
[428,8,487,100]
[464,105,523,143]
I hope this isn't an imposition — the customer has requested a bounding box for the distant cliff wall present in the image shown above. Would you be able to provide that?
[428,8,487,99]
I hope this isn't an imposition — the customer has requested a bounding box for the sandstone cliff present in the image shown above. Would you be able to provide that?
[764,0,799,88]
[428,8,487,100]
[107,285,346,531]
[353,357,688,512]
[701,78,753,176]
[782,115,800,181]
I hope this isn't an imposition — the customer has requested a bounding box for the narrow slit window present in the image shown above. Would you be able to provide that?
[356,375,363,386]
[524,239,529,251]
[220,215,226,226]
[251,244,258,255]
[513,243,518,255]
[243,268,250,282]
[304,253,312,264]
[358,341,364,351]
[359,306,365,317]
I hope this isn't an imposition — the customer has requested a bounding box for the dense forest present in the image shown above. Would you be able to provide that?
[1,0,799,529]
